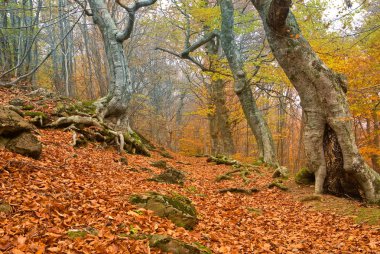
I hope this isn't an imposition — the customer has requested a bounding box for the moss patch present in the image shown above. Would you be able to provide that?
[150,160,167,169]
[0,202,12,214]
[67,229,87,239]
[130,192,198,229]
[21,104,35,110]
[24,111,47,119]
[67,227,98,239]
[295,168,315,185]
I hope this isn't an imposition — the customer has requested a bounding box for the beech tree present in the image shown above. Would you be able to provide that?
[219,0,277,165]
[79,0,156,130]
[250,0,380,202]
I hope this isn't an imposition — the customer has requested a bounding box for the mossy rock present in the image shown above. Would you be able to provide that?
[295,168,315,185]
[130,192,198,229]
[0,106,35,135]
[0,202,12,214]
[149,235,211,254]
[150,160,167,169]
[272,166,289,179]
[6,132,42,159]
[149,168,185,185]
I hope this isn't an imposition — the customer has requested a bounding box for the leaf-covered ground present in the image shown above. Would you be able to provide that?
[0,88,379,253]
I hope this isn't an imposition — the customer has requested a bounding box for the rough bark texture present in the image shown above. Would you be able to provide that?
[220,0,277,164]
[205,37,235,156]
[252,0,380,202]
[88,0,131,128]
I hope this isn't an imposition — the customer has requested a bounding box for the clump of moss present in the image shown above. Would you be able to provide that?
[295,168,315,185]
[164,192,196,217]
[67,229,87,239]
[67,227,98,239]
[24,111,47,119]
[21,104,35,110]
[150,160,167,169]
[0,202,12,214]
[246,207,263,216]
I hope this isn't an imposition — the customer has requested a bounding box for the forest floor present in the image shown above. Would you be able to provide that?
[0,87,379,254]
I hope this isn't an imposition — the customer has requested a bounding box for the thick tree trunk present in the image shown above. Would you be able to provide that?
[252,0,380,202]
[205,33,235,156]
[220,0,277,164]
[214,79,235,155]
[88,0,131,129]
[372,108,380,172]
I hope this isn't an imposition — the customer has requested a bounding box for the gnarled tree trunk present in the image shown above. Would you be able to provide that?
[220,0,277,165]
[252,0,380,202]
[88,0,131,129]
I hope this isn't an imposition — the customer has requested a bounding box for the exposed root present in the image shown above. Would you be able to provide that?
[48,116,103,128]
[216,168,253,184]
[48,115,150,156]
[207,155,240,166]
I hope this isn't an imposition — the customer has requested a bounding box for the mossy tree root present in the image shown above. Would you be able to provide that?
[48,115,150,156]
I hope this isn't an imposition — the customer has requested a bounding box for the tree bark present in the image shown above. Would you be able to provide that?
[252,0,380,202]
[205,35,235,156]
[372,107,380,172]
[220,0,277,164]
[88,0,134,129]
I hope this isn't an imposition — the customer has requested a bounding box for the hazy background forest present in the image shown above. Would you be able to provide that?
[1,0,379,171]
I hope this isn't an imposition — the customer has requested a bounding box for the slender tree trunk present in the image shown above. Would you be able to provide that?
[219,0,277,164]
[252,0,380,202]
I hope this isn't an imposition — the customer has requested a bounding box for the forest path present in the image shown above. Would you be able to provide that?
[1,128,379,253]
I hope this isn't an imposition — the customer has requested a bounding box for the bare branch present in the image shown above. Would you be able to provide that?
[181,30,219,57]
[155,47,232,77]
[115,0,157,42]
[0,12,84,87]
[73,0,93,16]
